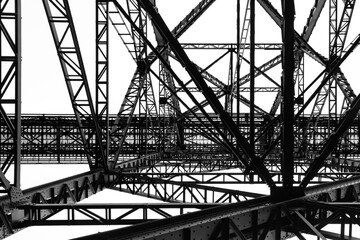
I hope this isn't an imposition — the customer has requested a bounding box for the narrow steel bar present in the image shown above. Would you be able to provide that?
[181,43,282,50]
[14,0,21,188]
[236,0,241,146]
[301,0,326,41]
[250,0,255,149]
[281,0,295,188]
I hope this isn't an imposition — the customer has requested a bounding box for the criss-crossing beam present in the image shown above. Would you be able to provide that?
[108,0,216,167]
[138,0,275,187]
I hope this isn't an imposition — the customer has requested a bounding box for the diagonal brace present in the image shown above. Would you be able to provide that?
[138,0,275,187]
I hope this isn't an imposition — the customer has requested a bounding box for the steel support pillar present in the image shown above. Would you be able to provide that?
[249,0,255,149]
[0,0,21,189]
[270,0,304,202]
[96,0,110,164]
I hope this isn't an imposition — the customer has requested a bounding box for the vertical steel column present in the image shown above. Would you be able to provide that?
[0,0,21,189]
[96,0,109,166]
[328,0,338,133]
[236,0,240,150]
[294,53,305,158]
[281,0,295,188]
[14,0,21,189]
[225,50,233,115]
[250,0,255,149]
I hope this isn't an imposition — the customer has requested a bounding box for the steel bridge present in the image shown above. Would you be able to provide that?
[1,0,360,239]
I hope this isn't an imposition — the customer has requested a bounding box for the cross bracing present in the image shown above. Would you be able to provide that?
[1,0,360,239]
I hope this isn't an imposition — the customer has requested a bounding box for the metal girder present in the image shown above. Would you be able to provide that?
[302,0,327,41]
[0,0,21,189]
[72,175,360,240]
[109,173,265,203]
[5,114,360,168]
[249,0,255,149]
[72,196,271,240]
[118,153,244,174]
[42,0,107,170]
[0,169,110,238]
[17,203,220,227]
[96,0,109,117]
[138,0,275,187]
[118,171,360,185]
[170,0,216,38]
[6,174,360,238]
[280,0,295,188]
[96,0,110,161]
[330,0,356,57]
[181,43,282,50]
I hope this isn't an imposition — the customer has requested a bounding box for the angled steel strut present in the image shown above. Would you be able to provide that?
[138,0,275,187]
[42,0,108,170]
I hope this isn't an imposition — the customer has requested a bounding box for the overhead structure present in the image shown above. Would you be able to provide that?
[1,0,360,239]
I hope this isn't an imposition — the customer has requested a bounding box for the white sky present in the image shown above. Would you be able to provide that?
[20,0,360,115]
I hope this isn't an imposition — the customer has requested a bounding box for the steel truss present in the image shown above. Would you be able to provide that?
[0,0,21,191]
[1,0,360,239]
[73,176,360,240]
